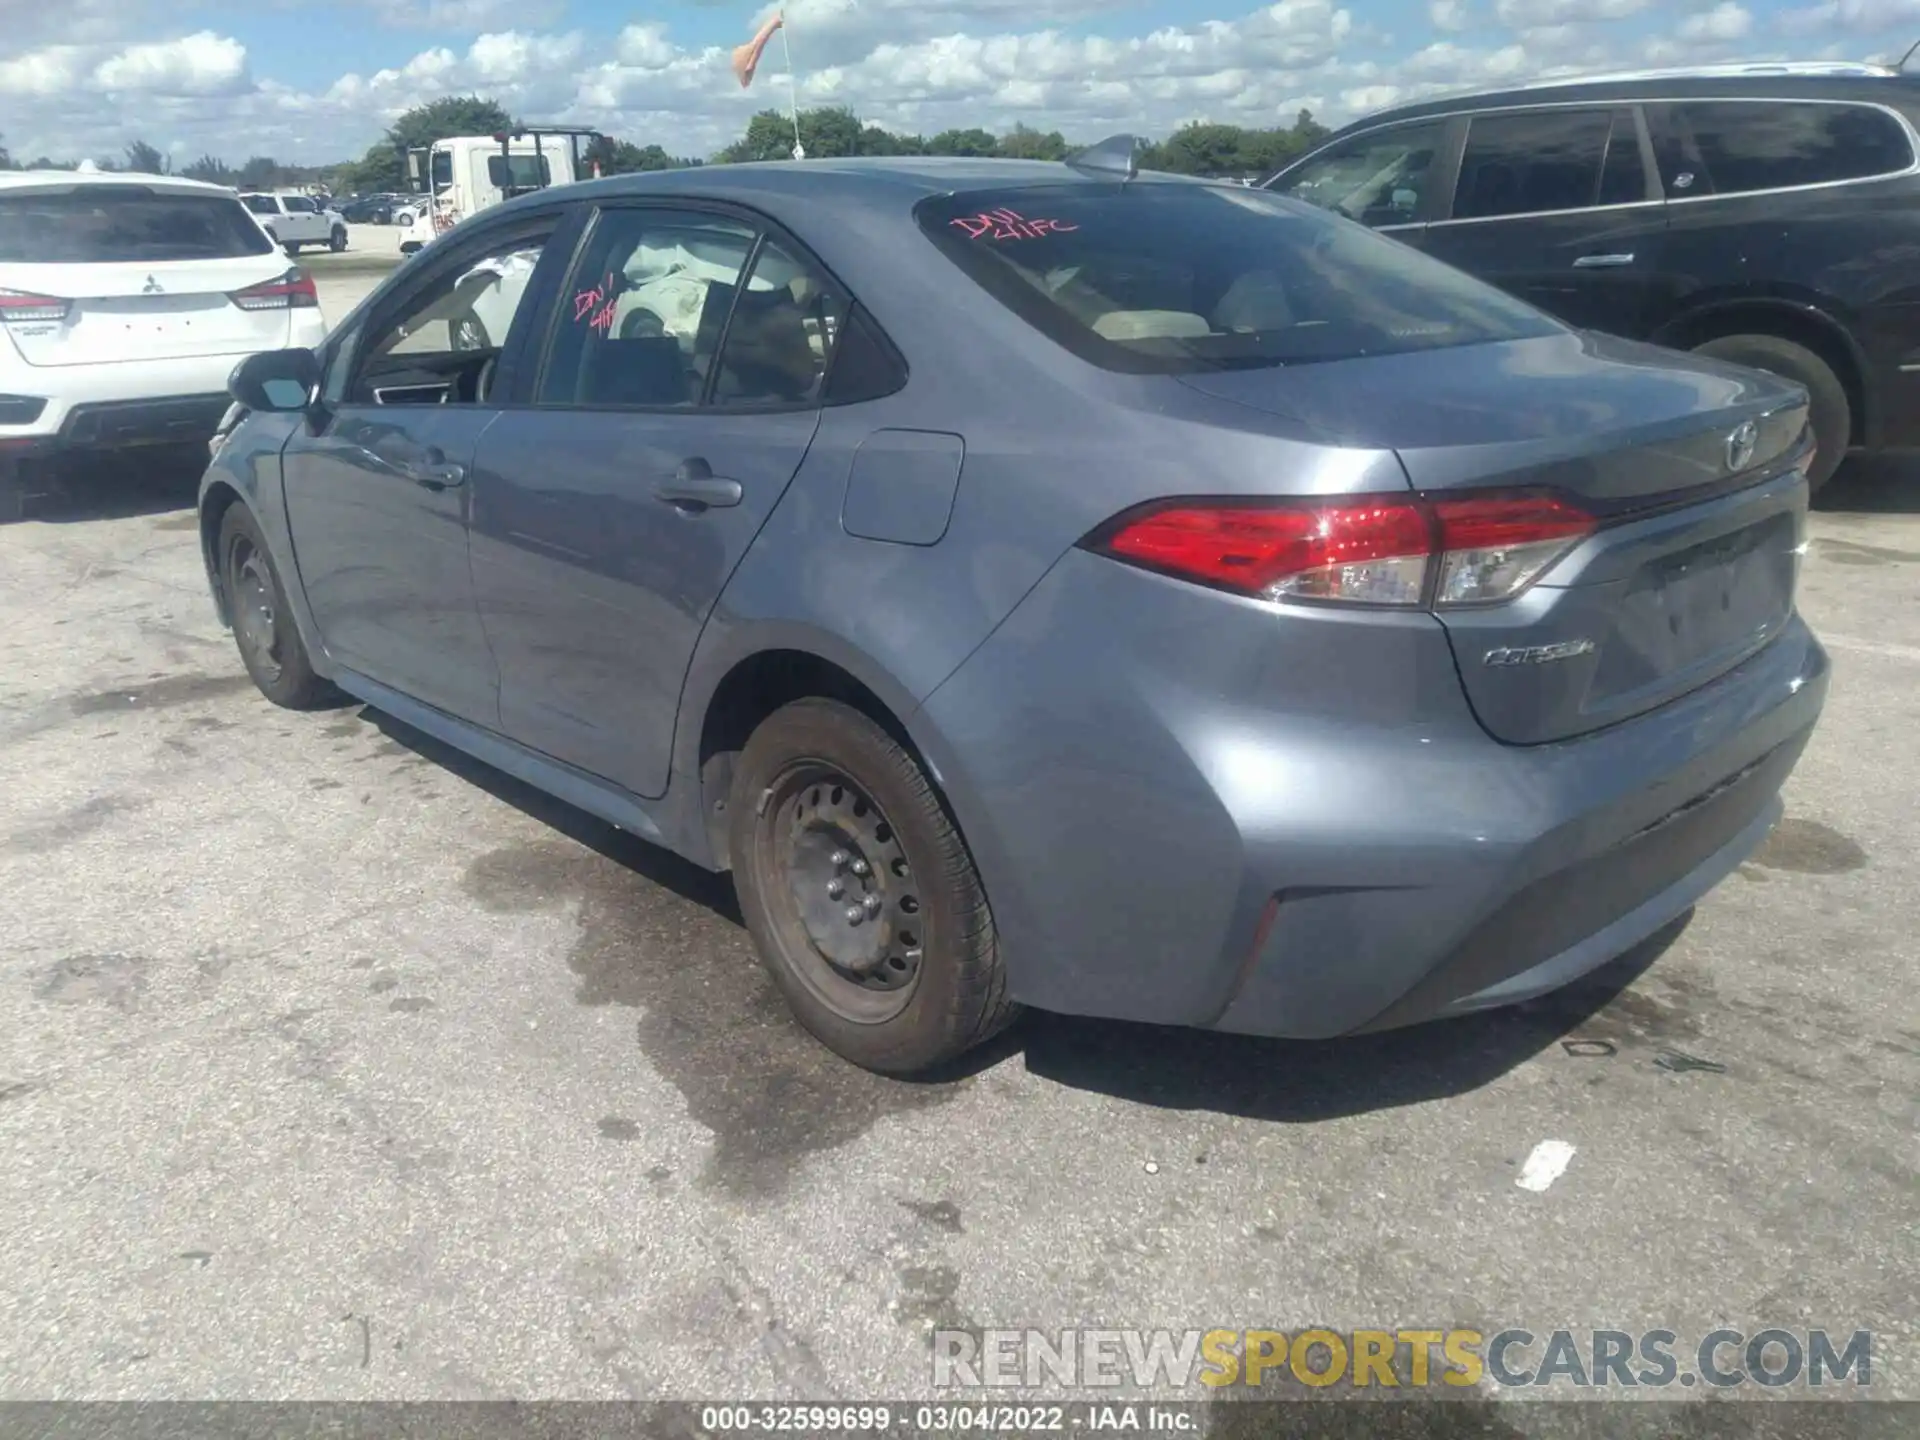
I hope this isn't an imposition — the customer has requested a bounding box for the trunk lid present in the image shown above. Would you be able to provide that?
[1178,330,1811,745]
[0,181,292,368]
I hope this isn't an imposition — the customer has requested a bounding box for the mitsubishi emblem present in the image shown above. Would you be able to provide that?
[142,275,163,294]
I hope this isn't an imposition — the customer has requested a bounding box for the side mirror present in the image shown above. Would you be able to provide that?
[229,348,320,413]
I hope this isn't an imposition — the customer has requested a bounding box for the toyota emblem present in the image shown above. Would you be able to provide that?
[1725,419,1759,473]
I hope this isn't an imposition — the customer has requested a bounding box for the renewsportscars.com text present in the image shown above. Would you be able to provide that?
[932,1327,1872,1391]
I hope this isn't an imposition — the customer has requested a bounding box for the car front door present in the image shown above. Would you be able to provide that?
[1264,116,1454,247]
[1416,105,1669,338]
[280,196,326,245]
[468,202,840,799]
[280,210,571,725]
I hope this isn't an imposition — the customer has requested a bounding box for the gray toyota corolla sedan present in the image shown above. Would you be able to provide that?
[198,146,1828,1074]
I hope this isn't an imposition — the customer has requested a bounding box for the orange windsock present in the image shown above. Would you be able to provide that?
[732,12,784,89]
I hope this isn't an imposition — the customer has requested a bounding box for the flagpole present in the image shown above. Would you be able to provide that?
[779,18,805,160]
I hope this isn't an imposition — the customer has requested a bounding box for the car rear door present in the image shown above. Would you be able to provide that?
[468,201,835,799]
[1418,105,1670,339]
[280,208,575,726]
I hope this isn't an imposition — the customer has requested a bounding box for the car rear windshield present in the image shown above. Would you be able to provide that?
[0,187,276,264]
[914,180,1558,372]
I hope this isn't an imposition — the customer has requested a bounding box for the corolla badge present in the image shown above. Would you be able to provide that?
[1725,419,1759,473]
[1484,639,1596,667]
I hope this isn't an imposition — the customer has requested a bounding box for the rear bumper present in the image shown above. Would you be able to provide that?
[0,313,325,449]
[918,549,1829,1041]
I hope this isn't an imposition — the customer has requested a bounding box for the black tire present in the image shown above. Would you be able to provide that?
[1692,333,1848,492]
[217,503,337,710]
[729,698,1019,1074]
[329,227,347,253]
[283,242,300,259]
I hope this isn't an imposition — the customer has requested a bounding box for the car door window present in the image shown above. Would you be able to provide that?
[709,236,848,407]
[1453,108,1638,220]
[1267,121,1445,227]
[347,224,553,406]
[242,195,277,216]
[538,208,759,409]
[1654,101,1914,197]
[284,197,317,214]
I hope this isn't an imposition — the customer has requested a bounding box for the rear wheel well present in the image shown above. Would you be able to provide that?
[200,481,245,624]
[1656,302,1865,447]
[697,650,919,871]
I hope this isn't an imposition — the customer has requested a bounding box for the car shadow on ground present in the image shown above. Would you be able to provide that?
[23,446,204,524]
[1817,453,1920,514]
[356,700,1685,1123]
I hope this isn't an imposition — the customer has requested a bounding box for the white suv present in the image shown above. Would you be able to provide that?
[239,191,349,255]
[1,171,329,519]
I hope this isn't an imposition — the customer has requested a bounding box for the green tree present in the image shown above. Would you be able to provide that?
[237,156,284,190]
[995,124,1071,161]
[0,135,11,170]
[180,154,235,185]
[715,106,869,163]
[341,94,518,193]
[927,128,998,157]
[124,139,169,174]
[584,137,696,175]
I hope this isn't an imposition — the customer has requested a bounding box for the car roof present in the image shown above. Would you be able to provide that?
[1321,63,1920,135]
[491,152,1209,228]
[0,169,239,197]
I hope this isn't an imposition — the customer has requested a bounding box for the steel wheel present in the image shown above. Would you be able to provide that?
[760,761,924,1024]
[226,531,283,685]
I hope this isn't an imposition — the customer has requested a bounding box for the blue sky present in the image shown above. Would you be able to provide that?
[0,0,1910,165]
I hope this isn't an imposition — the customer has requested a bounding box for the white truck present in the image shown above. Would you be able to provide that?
[239,191,349,255]
[397,127,601,256]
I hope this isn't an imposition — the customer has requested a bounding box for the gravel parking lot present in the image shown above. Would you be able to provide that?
[0,265,1915,1420]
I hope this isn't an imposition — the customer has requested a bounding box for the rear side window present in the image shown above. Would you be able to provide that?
[0,188,276,263]
[1453,108,1646,219]
[283,196,317,214]
[915,181,1558,374]
[489,154,552,192]
[1267,120,1446,227]
[1656,101,1913,196]
[242,195,278,215]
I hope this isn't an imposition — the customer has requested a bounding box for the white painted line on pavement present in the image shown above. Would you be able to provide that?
[1517,1140,1576,1192]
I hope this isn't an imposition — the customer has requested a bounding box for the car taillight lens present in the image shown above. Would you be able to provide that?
[230,269,318,311]
[0,288,72,324]
[1430,494,1595,605]
[1088,492,1596,609]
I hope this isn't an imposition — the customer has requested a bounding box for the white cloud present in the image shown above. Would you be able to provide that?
[92,32,252,97]
[1679,1,1754,37]
[0,0,1828,169]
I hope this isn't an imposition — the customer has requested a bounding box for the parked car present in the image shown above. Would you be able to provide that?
[240,191,349,256]
[339,195,394,226]
[0,170,326,520]
[196,154,1827,1073]
[1264,60,1920,492]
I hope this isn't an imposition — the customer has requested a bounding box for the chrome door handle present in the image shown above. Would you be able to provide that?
[655,458,742,511]
[407,460,466,490]
[1572,253,1635,269]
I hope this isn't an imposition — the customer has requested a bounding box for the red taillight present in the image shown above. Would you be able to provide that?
[0,288,71,324]
[229,269,318,311]
[1089,492,1597,609]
